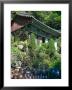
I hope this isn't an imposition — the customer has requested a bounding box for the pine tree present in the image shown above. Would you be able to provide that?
[28,33,36,61]
[29,33,36,49]
[48,38,55,58]
[57,37,61,54]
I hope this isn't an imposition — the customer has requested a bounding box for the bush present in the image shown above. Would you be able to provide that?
[11,31,61,79]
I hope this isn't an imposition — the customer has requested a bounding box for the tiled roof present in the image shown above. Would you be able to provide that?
[11,12,61,37]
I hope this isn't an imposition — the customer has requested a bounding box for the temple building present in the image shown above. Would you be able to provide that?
[11,11,61,49]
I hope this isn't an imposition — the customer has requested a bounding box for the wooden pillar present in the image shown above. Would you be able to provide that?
[45,38,48,43]
[54,39,57,50]
[28,32,31,39]
[28,34,31,39]
[42,37,45,43]
[35,37,37,45]
[37,36,42,45]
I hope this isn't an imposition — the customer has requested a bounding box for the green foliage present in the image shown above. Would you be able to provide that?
[11,11,61,72]
[12,11,61,30]
[47,38,55,57]
[28,33,36,49]
[28,33,36,62]
[50,52,61,69]
[57,37,61,54]
[31,11,61,30]
[11,31,61,71]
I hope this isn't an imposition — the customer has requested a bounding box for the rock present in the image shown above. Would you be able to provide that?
[18,44,23,50]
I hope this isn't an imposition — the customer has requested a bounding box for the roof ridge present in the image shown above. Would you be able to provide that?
[32,16,61,34]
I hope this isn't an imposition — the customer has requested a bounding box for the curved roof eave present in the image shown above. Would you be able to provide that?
[11,12,61,37]
[32,16,61,34]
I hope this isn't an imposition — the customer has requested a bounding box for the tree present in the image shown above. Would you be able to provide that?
[57,37,61,54]
[31,11,61,30]
[28,33,36,61]
[11,11,61,79]
[28,33,36,49]
[46,38,55,58]
[11,11,61,30]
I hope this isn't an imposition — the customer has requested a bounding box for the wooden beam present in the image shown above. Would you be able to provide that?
[25,25,50,38]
